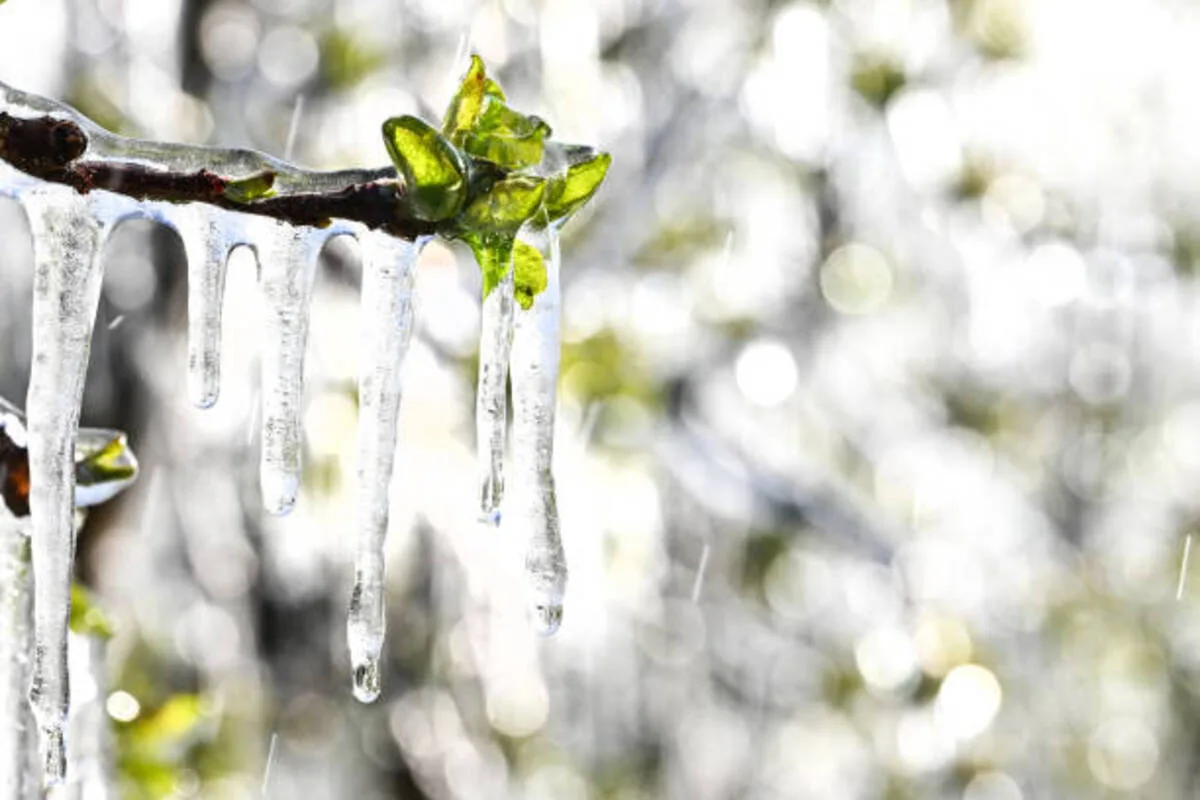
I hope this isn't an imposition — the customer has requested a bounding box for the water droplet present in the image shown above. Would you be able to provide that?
[530,603,563,636]
[352,660,381,704]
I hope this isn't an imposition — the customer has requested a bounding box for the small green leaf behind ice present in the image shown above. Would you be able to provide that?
[222,170,277,204]
[471,234,516,299]
[382,115,467,221]
[513,240,547,310]
[78,433,137,481]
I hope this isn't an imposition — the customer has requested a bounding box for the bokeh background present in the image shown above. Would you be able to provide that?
[3,0,1200,797]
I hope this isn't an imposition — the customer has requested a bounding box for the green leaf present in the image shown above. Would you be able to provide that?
[545,149,611,223]
[75,430,138,491]
[70,584,114,639]
[483,78,506,103]
[460,175,547,236]
[381,115,467,221]
[440,55,549,170]
[442,55,489,138]
[460,177,547,298]
[513,239,547,310]
[459,97,551,171]
[223,171,277,203]
[468,234,516,300]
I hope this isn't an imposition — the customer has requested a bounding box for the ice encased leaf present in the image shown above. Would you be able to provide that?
[459,97,551,171]
[513,239,547,311]
[545,148,611,223]
[460,175,547,236]
[73,427,137,508]
[461,175,547,301]
[381,115,467,222]
[442,54,490,139]
[222,170,277,203]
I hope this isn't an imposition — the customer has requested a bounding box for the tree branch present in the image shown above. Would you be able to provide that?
[0,112,439,239]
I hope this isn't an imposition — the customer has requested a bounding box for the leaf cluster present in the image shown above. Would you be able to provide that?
[381,56,610,308]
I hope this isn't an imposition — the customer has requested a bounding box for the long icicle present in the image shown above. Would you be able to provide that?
[21,189,107,785]
[257,222,324,516]
[0,517,36,800]
[476,264,516,526]
[347,231,424,703]
[509,226,567,635]
[176,207,231,409]
[65,633,113,798]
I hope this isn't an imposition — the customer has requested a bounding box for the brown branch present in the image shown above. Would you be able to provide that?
[0,112,439,240]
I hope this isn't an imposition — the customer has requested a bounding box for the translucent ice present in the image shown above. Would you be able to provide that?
[21,188,108,785]
[176,206,231,409]
[476,265,515,526]
[347,231,424,703]
[257,223,326,516]
[0,517,37,800]
[508,226,567,635]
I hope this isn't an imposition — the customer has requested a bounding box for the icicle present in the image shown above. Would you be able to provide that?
[508,226,567,635]
[65,633,113,800]
[346,231,425,704]
[0,518,37,800]
[176,207,231,409]
[257,223,324,516]
[476,265,516,526]
[20,188,107,786]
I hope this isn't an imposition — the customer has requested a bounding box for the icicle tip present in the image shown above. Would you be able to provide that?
[352,659,382,704]
[530,601,563,636]
[189,383,219,410]
[260,468,300,516]
[40,723,66,786]
[479,473,503,527]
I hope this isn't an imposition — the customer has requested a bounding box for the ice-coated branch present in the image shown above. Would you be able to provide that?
[0,111,437,241]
